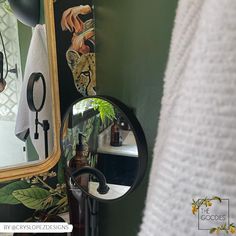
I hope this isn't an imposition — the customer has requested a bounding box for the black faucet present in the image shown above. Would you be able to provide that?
[67,166,110,195]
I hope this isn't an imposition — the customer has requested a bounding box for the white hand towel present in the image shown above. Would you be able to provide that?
[15,25,53,160]
[139,0,236,235]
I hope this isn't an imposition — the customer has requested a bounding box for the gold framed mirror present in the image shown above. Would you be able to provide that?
[0,0,61,182]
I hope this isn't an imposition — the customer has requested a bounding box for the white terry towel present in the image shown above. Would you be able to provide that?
[15,25,53,160]
[139,0,236,235]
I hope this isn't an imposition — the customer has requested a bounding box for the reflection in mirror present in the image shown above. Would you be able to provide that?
[62,97,141,201]
[0,2,53,169]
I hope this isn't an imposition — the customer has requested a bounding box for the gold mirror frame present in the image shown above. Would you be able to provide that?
[0,0,61,182]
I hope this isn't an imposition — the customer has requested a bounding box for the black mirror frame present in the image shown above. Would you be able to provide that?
[27,72,46,112]
[61,95,148,202]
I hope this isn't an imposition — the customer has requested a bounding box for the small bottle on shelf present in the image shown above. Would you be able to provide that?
[110,119,122,147]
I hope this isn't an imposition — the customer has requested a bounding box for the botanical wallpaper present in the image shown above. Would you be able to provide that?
[0,117,98,222]
[0,0,96,222]
[61,5,96,96]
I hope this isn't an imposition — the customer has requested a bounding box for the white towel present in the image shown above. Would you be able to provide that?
[15,25,53,160]
[139,0,236,235]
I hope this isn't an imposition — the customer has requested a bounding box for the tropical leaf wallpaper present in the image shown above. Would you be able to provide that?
[0,0,96,222]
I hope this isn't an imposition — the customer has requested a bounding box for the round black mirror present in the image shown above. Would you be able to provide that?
[61,96,148,201]
[27,73,46,113]
[26,72,50,158]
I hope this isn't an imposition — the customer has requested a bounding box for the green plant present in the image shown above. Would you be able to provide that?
[0,171,68,221]
[90,98,116,123]
[73,98,116,124]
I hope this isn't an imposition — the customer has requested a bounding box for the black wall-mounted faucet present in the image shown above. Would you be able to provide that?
[67,166,110,195]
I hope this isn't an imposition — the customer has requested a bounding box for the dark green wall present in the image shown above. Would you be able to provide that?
[18,21,32,74]
[18,0,44,74]
[95,0,178,235]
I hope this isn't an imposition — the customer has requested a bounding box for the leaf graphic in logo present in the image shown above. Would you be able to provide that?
[212,196,222,203]
[209,228,216,234]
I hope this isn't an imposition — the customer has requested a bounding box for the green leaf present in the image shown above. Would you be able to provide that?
[210,228,216,234]
[12,187,51,210]
[90,98,116,124]
[198,199,205,207]
[0,181,30,205]
[57,157,66,184]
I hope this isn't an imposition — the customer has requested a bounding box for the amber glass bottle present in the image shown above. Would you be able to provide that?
[70,133,89,190]
[67,133,89,236]
[110,119,122,146]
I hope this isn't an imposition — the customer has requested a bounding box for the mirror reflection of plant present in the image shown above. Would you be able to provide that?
[74,98,115,124]
[87,116,100,168]
[90,98,116,124]
[82,117,95,144]
[88,153,98,168]
[62,111,100,179]
[62,99,113,186]
[63,129,76,162]
[0,171,68,222]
